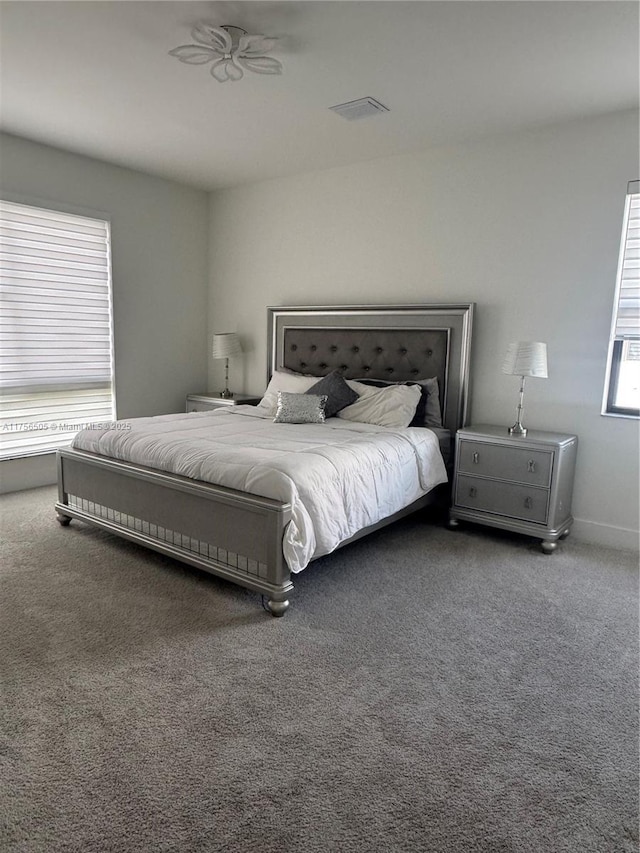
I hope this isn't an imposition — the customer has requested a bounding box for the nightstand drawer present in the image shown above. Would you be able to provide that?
[457,440,552,487]
[455,474,549,524]
[188,400,219,412]
[186,393,262,413]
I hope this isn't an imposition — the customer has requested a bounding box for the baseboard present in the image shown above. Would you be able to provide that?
[2,457,638,554]
[572,517,639,552]
[0,454,57,494]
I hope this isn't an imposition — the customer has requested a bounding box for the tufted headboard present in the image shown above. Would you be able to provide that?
[267,304,474,433]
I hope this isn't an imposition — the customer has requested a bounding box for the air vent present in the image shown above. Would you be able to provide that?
[329,97,390,121]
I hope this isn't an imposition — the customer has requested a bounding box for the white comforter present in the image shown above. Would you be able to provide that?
[72,407,448,573]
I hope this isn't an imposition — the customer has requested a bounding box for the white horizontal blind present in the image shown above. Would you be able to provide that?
[613,182,640,339]
[0,199,115,458]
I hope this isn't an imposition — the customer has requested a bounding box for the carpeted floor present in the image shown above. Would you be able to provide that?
[1,485,638,853]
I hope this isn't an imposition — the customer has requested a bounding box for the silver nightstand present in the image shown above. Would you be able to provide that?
[448,424,578,553]
[186,393,262,412]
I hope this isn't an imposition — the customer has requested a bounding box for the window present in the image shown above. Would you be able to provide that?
[0,199,115,458]
[603,181,640,417]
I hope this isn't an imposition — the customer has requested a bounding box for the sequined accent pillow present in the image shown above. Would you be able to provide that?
[274,392,328,424]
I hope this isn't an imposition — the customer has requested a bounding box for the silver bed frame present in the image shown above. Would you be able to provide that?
[55,304,474,615]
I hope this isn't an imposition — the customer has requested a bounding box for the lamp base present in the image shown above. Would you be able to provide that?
[508,422,527,437]
[219,389,233,399]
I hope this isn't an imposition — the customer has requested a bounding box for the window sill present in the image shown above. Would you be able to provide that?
[600,410,640,421]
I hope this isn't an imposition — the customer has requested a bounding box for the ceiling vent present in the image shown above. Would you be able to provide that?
[329,97,390,121]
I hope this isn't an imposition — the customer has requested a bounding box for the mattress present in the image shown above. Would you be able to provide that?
[72,407,448,573]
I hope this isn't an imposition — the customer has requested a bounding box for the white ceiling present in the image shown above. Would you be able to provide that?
[1,1,638,190]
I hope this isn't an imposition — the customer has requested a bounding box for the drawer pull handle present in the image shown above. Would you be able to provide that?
[527,460,536,473]
[469,487,477,498]
[472,452,480,464]
[524,497,532,509]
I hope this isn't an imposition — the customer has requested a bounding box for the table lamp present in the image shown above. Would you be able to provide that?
[502,342,548,436]
[212,332,243,398]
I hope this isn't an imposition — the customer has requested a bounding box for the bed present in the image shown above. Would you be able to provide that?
[55,304,474,615]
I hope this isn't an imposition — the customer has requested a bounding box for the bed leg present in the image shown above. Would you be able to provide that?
[56,513,72,526]
[267,598,290,617]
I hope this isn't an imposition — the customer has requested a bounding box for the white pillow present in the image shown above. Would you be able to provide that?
[337,380,421,428]
[256,370,319,417]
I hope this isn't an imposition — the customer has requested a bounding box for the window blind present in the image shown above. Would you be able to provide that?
[0,199,115,458]
[613,181,640,339]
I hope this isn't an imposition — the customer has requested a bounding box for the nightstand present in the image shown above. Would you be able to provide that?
[186,393,262,412]
[448,424,578,553]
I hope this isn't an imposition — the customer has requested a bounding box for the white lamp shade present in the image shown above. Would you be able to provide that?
[502,342,548,378]
[212,333,242,359]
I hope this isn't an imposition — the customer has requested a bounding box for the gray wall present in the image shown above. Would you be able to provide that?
[0,133,209,493]
[208,110,639,549]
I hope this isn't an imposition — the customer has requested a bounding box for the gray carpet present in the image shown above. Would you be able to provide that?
[1,486,638,853]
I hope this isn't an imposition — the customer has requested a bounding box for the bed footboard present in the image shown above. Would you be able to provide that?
[56,449,294,616]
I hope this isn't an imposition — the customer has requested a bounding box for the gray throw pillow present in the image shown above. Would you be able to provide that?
[305,369,359,418]
[416,377,443,428]
[274,392,328,424]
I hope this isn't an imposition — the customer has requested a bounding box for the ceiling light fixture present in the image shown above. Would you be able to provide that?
[169,23,283,83]
[329,97,390,121]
